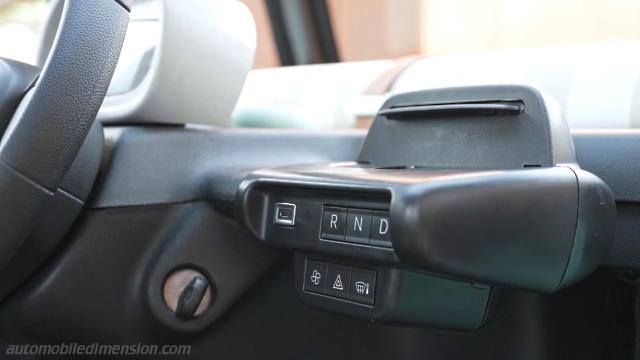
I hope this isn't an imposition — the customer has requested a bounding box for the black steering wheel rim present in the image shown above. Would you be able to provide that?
[0,0,131,271]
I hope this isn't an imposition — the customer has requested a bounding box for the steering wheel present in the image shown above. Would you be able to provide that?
[0,0,130,271]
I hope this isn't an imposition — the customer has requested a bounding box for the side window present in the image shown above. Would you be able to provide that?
[234,0,640,130]
[0,0,47,65]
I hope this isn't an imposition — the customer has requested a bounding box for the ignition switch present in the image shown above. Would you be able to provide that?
[163,268,213,320]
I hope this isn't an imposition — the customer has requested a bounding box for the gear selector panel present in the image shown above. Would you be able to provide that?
[321,206,392,248]
[237,85,616,330]
[238,182,398,263]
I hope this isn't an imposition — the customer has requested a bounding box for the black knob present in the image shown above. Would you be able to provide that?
[175,275,209,319]
[163,269,213,320]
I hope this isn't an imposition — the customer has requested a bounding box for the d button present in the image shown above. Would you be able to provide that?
[371,211,392,247]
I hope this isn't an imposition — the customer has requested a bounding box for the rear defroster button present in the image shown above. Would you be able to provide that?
[350,268,376,305]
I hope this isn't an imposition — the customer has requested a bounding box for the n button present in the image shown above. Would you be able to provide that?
[346,209,372,244]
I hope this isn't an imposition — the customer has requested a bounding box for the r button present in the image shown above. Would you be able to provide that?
[321,207,347,241]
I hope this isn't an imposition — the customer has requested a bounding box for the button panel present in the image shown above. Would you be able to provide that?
[321,206,392,248]
[304,258,376,306]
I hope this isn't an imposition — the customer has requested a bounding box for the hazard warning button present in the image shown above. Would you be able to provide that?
[326,263,351,300]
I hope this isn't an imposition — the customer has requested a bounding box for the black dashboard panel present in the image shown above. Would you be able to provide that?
[573,131,640,269]
[0,125,636,359]
[573,130,640,203]
[233,85,620,330]
[90,126,640,270]
[238,86,616,298]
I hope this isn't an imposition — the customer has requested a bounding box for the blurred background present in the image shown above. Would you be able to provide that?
[2,0,640,129]
[3,0,640,67]
[245,0,640,68]
[0,0,46,64]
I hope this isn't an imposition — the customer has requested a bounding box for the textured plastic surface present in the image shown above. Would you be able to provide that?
[573,130,640,269]
[0,0,128,290]
[0,202,280,338]
[239,163,613,292]
[0,59,39,136]
[359,85,575,169]
[557,169,617,287]
[0,124,632,357]
[0,189,81,300]
[0,162,52,270]
[392,166,613,291]
[388,270,496,330]
[86,126,636,270]
[0,122,103,299]
[293,254,496,331]
[59,122,105,201]
[90,127,365,209]
[1,0,128,189]
[1,200,629,359]
[238,86,615,292]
